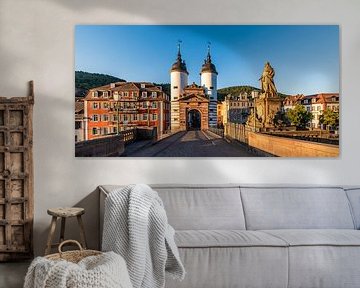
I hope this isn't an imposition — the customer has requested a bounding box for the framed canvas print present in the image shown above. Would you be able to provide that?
[74,25,339,157]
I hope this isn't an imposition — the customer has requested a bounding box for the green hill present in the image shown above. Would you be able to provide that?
[217,85,289,101]
[75,71,126,96]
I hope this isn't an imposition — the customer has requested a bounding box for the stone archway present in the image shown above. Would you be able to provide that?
[187,109,201,130]
[178,95,209,131]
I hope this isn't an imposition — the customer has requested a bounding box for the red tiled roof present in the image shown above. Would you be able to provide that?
[88,81,126,91]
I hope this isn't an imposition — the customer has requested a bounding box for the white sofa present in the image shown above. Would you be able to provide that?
[99,184,360,288]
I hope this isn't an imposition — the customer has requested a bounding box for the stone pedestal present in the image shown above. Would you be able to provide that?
[246,93,282,131]
[261,97,282,128]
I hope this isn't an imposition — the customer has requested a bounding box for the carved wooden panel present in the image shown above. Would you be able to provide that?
[0,81,34,261]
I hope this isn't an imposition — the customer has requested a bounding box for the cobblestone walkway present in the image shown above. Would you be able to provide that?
[124,130,258,157]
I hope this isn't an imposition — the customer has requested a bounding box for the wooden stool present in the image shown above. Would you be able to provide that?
[45,207,87,255]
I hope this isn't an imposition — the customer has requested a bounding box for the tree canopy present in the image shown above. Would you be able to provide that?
[319,108,339,130]
[286,104,313,129]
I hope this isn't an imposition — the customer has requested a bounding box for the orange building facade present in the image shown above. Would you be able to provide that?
[82,82,170,141]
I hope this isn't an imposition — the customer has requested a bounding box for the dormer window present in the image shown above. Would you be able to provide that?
[92,91,98,98]
[103,91,108,98]
[142,91,147,98]
[141,83,146,89]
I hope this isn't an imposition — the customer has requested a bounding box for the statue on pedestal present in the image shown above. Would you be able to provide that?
[246,61,282,130]
[259,62,277,98]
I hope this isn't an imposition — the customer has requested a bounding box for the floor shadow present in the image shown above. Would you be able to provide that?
[0,260,31,288]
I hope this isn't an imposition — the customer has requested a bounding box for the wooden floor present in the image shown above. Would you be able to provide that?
[0,261,30,288]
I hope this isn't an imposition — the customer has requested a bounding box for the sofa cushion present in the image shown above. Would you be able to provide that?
[261,230,360,288]
[100,185,246,230]
[241,187,355,230]
[261,229,360,246]
[154,186,246,230]
[345,188,360,229]
[287,246,360,288]
[165,247,288,288]
[175,230,288,248]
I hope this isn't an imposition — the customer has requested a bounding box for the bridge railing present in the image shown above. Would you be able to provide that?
[224,123,248,144]
[75,127,157,157]
[208,127,224,138]
[75,134,125,157]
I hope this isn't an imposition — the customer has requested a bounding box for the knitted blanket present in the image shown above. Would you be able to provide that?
[24,251,132,288]
[102,184,185,288]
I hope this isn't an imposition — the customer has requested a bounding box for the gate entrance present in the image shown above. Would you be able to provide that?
[187,109,201,130]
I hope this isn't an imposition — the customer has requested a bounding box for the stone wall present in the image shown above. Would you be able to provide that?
[75,128,157,157]
[75,135,125,157]
[248,132,339,157]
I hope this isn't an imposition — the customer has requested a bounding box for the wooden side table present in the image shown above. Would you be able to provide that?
[45,207,87,255]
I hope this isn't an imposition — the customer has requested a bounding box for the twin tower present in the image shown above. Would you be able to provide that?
[170,44,218,130]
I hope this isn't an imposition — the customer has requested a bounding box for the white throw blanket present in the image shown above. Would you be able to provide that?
[102,184,185,288]
[24,251,132,288]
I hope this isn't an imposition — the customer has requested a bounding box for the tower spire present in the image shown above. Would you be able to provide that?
[170,40,188,74]
[200,42,217,74]
[177,40,182,60]
[206,42,212,63]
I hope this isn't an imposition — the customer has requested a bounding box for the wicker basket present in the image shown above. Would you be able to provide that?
[45,240,102,263]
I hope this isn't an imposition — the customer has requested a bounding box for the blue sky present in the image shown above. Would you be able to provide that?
[75,25,339,95]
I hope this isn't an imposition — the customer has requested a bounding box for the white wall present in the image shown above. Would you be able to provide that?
[201,72,217,99]
[0,0,359,256]
[171,71,188,100]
